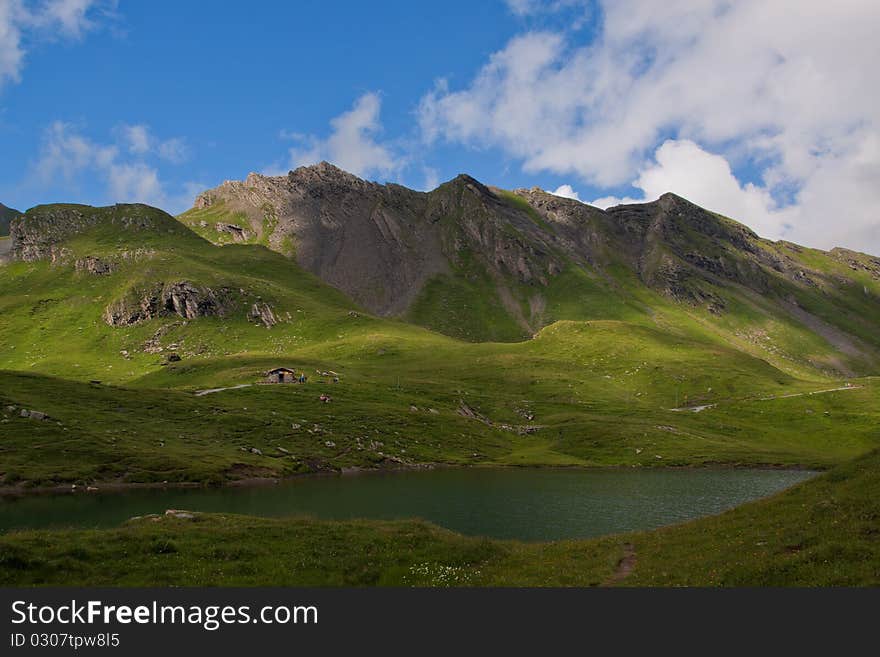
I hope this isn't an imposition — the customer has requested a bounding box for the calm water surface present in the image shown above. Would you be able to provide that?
[0,467,816,541]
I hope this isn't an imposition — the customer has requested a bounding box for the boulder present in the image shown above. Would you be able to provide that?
[75,256,114,275]
[247,302,277,328]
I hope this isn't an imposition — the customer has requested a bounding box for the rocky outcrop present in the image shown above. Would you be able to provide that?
[75,256,114,275]
[103,281,235,326]
[247,302,277,328]
[0,202,21,237]
[216,223,252,241]
[19,408,50,421]
[10,203,190,263]
[831,248,880,281]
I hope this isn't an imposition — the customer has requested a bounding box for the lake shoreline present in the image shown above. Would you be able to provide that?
[0,458,823,500]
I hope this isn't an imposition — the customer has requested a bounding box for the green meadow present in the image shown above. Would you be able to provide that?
[2,200,879,586]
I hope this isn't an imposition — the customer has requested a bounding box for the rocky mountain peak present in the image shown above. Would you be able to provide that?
[440,173,494,198]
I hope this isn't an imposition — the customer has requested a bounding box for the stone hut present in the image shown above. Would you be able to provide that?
[265,367,297,383]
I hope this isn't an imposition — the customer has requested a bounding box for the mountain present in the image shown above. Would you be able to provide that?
[0,202,21,237]
[2,169,879,589]
[182,163,880,376]
[2,166,880,489]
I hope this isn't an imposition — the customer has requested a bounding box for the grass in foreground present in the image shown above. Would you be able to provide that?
[2,448,879,587]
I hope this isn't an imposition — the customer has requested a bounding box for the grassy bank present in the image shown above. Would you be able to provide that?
[2,448,878,587]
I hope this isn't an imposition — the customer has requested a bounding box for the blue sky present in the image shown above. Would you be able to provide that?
[2,1,879,254]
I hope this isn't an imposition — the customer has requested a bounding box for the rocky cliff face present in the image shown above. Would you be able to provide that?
[192,163,837,323]
[0,202,21,237]
[10,203,191,262]
[183,163,880,367]
[190,163,564,317]
[103,281,236,327]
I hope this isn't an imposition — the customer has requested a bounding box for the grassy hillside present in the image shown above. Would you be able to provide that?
[2,365,877,489]
[1,203,879,489]
[3,447,878,586]
[2,197,879,588]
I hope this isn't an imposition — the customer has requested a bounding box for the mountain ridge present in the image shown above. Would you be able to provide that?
[3,169,880,489]
[174,164,880,373]
[5,164,880,380]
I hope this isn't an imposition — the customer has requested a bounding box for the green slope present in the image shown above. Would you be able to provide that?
[3,197,880,588]
[1,201,879,490]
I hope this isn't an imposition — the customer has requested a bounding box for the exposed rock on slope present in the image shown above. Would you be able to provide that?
[75,256,115,275]
[247,302,277,328]
[103,281,236,326]
[10,203,193,262]
[0,202,21,237]
[188,165,855,321]
[185,164,562,322]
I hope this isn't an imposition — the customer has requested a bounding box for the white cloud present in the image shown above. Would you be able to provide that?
[549,184,580,201]
[32,120,197,213]
[505,0,590,18]
[157,137,188,164]
[0,1,25,86]
[33,0,101,37]
[117,124,188,163]
[120,124,151,154]
[591,140,793,238]
[0,0,111,90]
[106,162,162,202]
[420,0,880,254]
[285,92,401,179]
[34,121,118,182]
[421,166,440,192]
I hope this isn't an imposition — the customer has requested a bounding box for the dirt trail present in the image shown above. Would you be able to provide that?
[669,384,861,412]
[603,543,637,586]
[757,385,861,401]
[194,383,253,397]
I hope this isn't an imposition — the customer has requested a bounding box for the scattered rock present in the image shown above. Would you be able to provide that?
[247,302,277,328]
[457,401,491,424]
[19,409,49,421]
[216,223,252,242]
[142,323,180,354]
[165,509,197,520]
[75,255,114,275]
